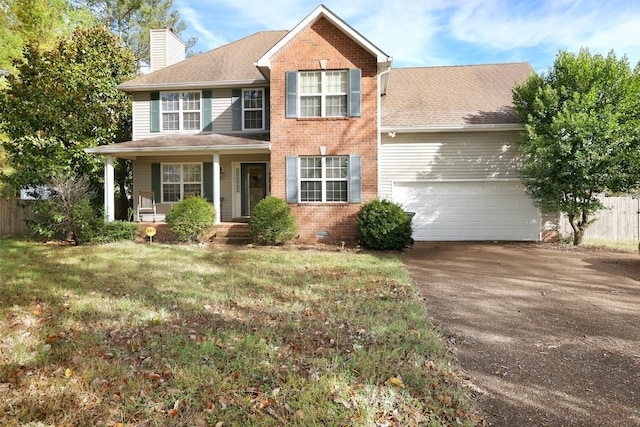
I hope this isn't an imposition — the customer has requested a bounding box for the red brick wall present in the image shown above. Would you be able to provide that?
[269,17,379,244]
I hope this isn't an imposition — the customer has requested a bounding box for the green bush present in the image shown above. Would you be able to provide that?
[92,220,139,243]
[249,196,297,245]
[356,199,413,250]
[165,196,216,242]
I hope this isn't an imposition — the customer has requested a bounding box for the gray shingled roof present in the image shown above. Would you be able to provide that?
[381,63,534,127]
[119,31,289,90]
[86,133,270,155]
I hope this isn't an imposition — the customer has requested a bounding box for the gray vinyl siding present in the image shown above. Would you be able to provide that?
[212,88,233,132]
[132,92,151,140]
[132,89,235,139]
[379,131,524,199]
[133,153,269,221]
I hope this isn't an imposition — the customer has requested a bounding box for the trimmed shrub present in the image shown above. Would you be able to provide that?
[92,220,140,243]
[165,196,216,242]
[356,199,413,250]
[249,196,297,245]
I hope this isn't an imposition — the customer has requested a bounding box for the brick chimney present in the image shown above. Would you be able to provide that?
[149,28,186,72]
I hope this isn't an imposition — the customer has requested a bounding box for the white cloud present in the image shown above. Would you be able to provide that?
[446,0,640,65]
[176,0,640,69]
[174,0,229,49]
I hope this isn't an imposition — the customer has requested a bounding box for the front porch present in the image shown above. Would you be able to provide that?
[85,132,272,225]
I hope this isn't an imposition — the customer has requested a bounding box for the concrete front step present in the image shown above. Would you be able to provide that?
[213,223,252,245]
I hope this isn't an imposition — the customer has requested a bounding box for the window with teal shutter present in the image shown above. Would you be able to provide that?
[348,154,361,203]
[203,162,213,202]
[285,72,298,118]
[150,92,160,132]
[349,69,361,117]
[151,163,161,198]
[286,156,298,203]
[265,87,270,130]
[202,90,212,132]
[286,69,361,118]
[285,155,362,203]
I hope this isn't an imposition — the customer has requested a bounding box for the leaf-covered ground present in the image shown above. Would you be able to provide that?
[0,239,475,426]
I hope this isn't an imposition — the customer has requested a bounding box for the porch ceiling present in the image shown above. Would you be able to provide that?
[85,133,271,159]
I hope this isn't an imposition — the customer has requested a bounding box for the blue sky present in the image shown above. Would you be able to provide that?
[173,0,640,74]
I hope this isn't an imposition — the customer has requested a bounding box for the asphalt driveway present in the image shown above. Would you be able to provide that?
[402,242,640,426]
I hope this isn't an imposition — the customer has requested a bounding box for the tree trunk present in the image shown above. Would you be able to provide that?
[567,210,589,246]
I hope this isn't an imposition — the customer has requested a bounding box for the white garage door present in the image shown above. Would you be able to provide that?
[392,181,540,241]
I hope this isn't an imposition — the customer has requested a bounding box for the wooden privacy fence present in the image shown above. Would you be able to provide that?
[560,196,640,241]
[0,198,36,236]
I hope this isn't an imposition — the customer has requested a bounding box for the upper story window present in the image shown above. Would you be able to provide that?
[161,163,202,202]
[299,71,348,117]
[161,91,201,131]
[243,89,264,129]
[286,68,361,119]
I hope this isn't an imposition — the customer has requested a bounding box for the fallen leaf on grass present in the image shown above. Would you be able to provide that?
[388,376,405,388]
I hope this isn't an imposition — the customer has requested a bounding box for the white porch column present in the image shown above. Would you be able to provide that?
[104,155,115,222]
[213,153,221,224]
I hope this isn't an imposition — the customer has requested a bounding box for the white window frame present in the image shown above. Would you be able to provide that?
[298,70,348,118]
[242,88,264,130]
[161,162,203,203]
[299,156,348,203]
[160,91,201,132]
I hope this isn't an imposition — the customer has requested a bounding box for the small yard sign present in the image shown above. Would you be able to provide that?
[145,226,156,243]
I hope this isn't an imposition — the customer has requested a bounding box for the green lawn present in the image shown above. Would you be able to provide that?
[0,239,474,426]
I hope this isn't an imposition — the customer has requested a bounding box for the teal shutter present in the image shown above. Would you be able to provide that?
[348,154,361,203]
[203,162,213,202]
[151,163,161,201]
[286,156,298,203]
[264,87,270,130]
[202,90,212,132]
[285,71,297,118]
[231,89,242,130]
[349,69,361,117]
[150,92,160,132]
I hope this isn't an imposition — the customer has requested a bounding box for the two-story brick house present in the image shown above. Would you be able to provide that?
[88,4,543,243]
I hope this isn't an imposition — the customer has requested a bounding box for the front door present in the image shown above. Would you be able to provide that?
[241,163,267,216]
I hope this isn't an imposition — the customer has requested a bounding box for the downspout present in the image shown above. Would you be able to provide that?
[377,65,392,200]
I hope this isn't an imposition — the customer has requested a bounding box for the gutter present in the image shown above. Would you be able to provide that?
[381,123,524,134]
[85,143,271,155]
[117,79,269,92]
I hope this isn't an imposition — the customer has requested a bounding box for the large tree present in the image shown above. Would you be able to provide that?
[0,26,136,206]
[0,0,93,78]
[513,49,640,245]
